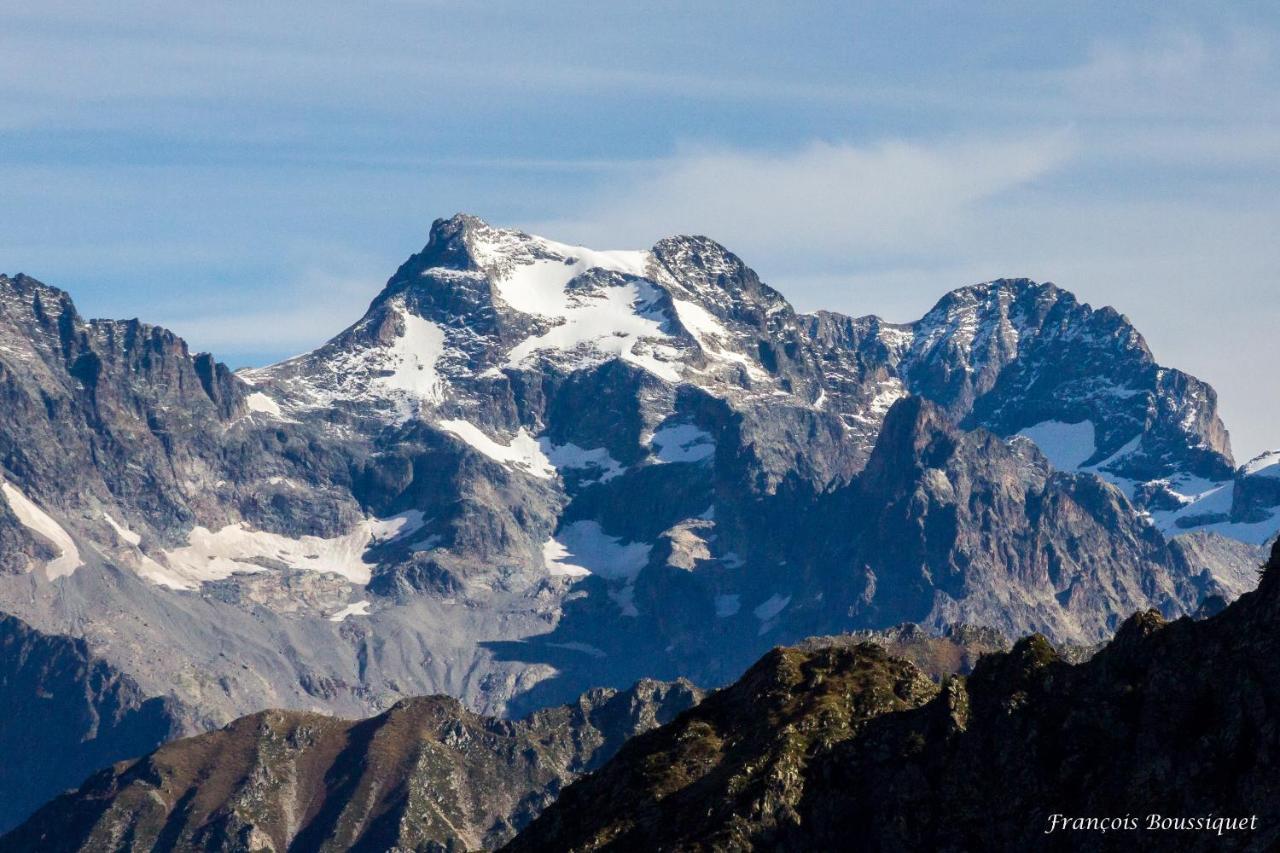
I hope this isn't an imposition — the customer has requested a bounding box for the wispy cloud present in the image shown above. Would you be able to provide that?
[1059,27,1278,119]
[534,133,1076,264]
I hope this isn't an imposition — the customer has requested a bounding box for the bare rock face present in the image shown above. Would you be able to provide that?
[507,541,1280,852]
[0,613,186,834]
[2,678,701,852]
[796,396,1225,642]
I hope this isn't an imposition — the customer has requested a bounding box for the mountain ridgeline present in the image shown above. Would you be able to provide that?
[4,679,702,852]
[0,214,1276,833]
[508,540,1280,852]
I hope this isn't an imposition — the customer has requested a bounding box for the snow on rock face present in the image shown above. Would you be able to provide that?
[1011,424,1279,545]
[1,481,83,578]
[379,311,446,400]
[328,601,371,622]
[244,299,446,419]
[503,276,679,381]
[1017,420,1098,470]
[245,392,284,417]
[650,423,715,464]
[438,420,556,479]
[670,297,767,379]
[753,593,791,635]
[540,441,625,482]
[541,521,651,581]
[158,511,423,589]
[542,520,652,616]
[1155,481,1277,545]
[472,229,651,318]
[103,512,141,546]
[1244,451,1280,478]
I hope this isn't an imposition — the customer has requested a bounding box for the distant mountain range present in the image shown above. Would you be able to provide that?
[0,215,1275,832]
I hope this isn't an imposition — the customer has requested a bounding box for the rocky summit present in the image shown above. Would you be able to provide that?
[507,540,1280,852]
[0,215,1276,830]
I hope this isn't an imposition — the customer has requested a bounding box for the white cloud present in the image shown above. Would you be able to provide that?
[1057,27,1279,120]
[533,133,1076,262]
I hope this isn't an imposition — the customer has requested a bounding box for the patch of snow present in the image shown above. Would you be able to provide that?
[468,226,681,382]
[328,601,371,622]
[101,516,198,590]
[158,511,424,588]
[672,298,726,342]
[541,521,651,581]
[1017,420,1097,470]
[438,419,555,479]
[877,325,915,354]
[1244,450,1280,478]
[650,423,715,464]
[609,586,639,617]
[671,298,766,378]
[542,537,591,578]
[1,481,83,579]
[379,311,446,401]
[1185,512,1280,546]
[245,392,284,417]
[847,378,909,425]
[251,299,447,421]
[368,510,426,541]
[504,278,679,381]
[714,594,741,617]
[869,378,908,416]
[753,593,791,635]
[103,512,141,546]
[753,593,792,621]
[540,440,625,482]
[411,533,443,552]
[477,232,651,318]
[1146,479,1278,545]
[419,266,487,282]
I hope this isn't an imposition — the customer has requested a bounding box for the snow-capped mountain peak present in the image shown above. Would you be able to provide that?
[229,218,1266,550]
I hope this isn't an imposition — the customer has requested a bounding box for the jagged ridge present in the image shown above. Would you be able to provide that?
[2,678,702,852]
[507,540,1280,852]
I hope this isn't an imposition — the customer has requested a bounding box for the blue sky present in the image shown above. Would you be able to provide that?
[1,1,1277,459]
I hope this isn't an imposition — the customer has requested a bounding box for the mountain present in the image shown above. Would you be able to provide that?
[507,540,1280,852]
[0,613,188,834]
[4,678,700,852]
[0,216,1274,824]
[0,623,1014,852]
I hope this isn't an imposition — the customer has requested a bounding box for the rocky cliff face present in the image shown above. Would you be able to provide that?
[796,396,1242,640]
[0,613,187,834]
[0,217,1274,830]
[3,678,701,852]
[507,541,1280,852]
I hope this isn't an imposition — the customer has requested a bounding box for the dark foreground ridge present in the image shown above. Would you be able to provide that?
[506,539,1280,852]
[1,679,700,852]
